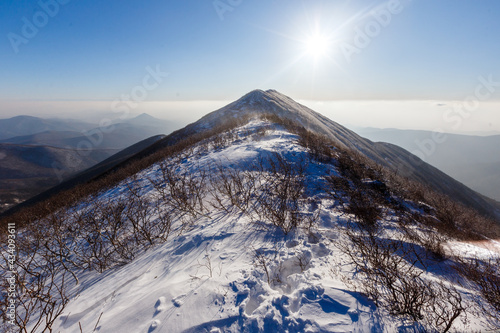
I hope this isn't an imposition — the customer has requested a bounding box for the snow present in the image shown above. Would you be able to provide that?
[7,118,499,332]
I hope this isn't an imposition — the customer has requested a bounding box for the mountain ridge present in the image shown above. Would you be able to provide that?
[169,89,500,219]
[356,127,500,201]
[3,90,499,221]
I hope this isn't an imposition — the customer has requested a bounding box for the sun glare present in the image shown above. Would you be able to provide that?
[305,33,329,58]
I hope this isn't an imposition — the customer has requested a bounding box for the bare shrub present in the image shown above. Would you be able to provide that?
[296,251,311,272]
[208,162,256,214]
[253,248,272,285]
[336,222,466,331]
[38,212,82,284]
[124,193,159,247]
[396,213,447,264]
[76,201,121,272]
[454,257,500,329]
[345,192,381,230]
[149,160,207,220]
[326,175,382,231]
[194,246,216,279]
[297,131,335,163]
[426,282,466,333]
[385,172,500,241]
[0,230,70,333]
[252,153,308,234]
[98,200,135,264]
[340,231,430,321]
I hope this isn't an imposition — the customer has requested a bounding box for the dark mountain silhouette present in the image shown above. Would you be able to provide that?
[0,113,174,149]
[356,127,500,201]
[0,113,174,213]
[0,143,118,212]
[0,115,94,141]
[1,135,165,215]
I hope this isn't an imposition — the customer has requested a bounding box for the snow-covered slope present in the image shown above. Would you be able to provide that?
[53,120,382,332]
[154,90,500,220]
[13,118,497,333]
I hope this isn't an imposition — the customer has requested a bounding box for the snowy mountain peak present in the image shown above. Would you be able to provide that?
[237,89,288,105]
[194,89,337,141]
[233,89,301,114]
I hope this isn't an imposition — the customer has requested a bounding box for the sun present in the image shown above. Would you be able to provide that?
[304,33,329,58]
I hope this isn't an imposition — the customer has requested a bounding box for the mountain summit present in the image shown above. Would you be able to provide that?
[192,89,366,151]
[166,89,499,220]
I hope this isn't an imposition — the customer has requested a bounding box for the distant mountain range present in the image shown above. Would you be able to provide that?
[0,113,176,212]
[0,115,94,141]
[356,128,500,201]
[0,143,118,212]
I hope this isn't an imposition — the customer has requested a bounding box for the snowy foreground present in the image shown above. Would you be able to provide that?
[23,120,500,332]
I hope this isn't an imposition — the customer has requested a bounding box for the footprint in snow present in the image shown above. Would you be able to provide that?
[172,294,186,307]
[154,297,167,316]
[148,319,161,332]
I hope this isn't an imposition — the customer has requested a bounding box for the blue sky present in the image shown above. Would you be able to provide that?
[0,0,499,119]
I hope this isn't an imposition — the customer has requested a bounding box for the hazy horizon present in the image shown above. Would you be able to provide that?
[1,97,499,136]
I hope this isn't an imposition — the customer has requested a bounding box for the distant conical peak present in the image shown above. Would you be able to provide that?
[134,113,155,119]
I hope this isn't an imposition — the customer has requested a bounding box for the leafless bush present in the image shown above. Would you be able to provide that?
[253,248,272,285]
[98,200,135,264]
[210,131,235,150]
[0,230,70,333]
[252,153,308,234]
[396,213,447,264]
[384,171,500,241]
[340,231,429,320]
[68,191,172,273]
[38,212,82,284]
[296,251,311,273]
[346,192,382,231]
[62,197,132,272]
[334,150,381,185]
[336,222,466,331]
[208,162,256,214]
[326,175,382,231]
[297,131,335,163]
[454,257,500,329]
[251,126,270,140]
[148,160,207,220]
[426,282,466,333]
[123,184,171,247]
[194,246,217,279]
